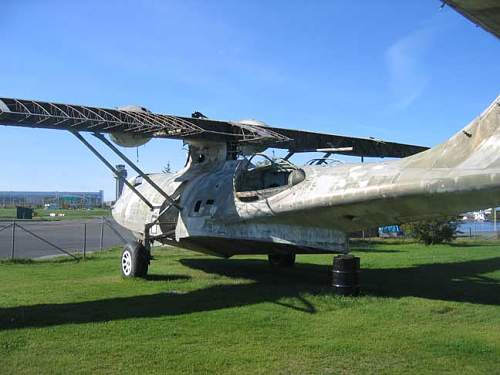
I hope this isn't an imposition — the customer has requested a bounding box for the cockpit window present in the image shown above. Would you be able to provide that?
[133,176,143,186]
[193,200,202,213]
[234,154,305,202]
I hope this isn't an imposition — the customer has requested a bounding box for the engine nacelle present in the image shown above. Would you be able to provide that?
[237,119,269,155]
[110,105,152,147]
[109,133,151,147]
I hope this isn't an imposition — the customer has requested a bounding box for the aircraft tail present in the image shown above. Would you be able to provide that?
[402,95,500,169]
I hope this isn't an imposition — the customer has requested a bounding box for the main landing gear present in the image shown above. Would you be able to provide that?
[268,253,296,267]
[121,241,150,278]
[267,252,361,295]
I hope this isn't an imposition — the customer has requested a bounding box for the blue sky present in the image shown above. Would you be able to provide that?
[0,0,498,200]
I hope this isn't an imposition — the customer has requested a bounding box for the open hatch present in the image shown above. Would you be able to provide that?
[234,154,306,202]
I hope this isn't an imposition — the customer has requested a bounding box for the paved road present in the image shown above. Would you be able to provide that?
[0,218,135,259]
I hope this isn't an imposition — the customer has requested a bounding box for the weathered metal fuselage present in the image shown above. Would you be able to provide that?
[113,96,500,257]
[113,151,349,257]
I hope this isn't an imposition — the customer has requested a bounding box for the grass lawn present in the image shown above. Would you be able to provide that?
[0,207,111,221]
[1,240,499,374]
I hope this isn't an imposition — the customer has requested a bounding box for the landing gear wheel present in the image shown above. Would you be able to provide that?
[121,242,149,278]
[268,253,296,267]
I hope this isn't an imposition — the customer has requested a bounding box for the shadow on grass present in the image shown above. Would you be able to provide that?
[351,248,402,253]
[144,274,191,282]
[1,257,499,330]
[0,258,35,265]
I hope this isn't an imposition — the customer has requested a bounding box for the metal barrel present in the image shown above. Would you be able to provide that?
[332,254,360,296]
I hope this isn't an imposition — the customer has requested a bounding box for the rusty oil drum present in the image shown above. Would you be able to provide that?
[332,254,360,296]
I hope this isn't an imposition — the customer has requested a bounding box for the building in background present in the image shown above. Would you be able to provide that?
[0,190,104,208]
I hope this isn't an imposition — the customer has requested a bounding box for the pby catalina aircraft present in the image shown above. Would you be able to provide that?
[0,0,498,280]
[0,95,499,278]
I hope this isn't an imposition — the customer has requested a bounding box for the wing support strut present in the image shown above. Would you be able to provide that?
[317,152,332,165]
[71,131,155,210]
[92,133,182,211]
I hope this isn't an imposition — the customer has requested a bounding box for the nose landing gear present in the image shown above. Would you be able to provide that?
[121,241,150,278]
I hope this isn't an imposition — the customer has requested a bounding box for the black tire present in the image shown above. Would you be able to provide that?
[121,242,149,278]
[268,253,296,267]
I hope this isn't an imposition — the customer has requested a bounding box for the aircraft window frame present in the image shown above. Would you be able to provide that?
[234,153,305,201]
[245,153,298,172]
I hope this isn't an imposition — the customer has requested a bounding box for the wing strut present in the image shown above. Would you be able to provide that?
[71,131,155,210]
[91,133,182,211]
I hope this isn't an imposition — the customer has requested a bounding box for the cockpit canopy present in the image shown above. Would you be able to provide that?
[234,154,306,202]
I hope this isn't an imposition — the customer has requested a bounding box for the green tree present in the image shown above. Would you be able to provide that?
[402,216,459,245]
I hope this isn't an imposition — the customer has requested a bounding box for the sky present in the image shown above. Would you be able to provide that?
[0,0,498,200]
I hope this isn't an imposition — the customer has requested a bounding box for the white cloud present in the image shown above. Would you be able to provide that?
[386,26,434,110]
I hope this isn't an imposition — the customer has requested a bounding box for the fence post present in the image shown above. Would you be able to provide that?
[83,223,87,259]
[10,221,16,260]
[99,216,104,251]
[494,208,497,238]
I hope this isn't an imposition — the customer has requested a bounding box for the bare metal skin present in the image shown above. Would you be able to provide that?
[113,96,500,258]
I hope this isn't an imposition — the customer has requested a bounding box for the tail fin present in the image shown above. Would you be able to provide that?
[402,95,500,169]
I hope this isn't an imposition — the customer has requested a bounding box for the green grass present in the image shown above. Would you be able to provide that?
[1,241,500,374]
[0,207,110,221]
[0,208,20,219]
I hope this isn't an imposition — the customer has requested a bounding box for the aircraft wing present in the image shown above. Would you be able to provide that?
[0,97,428,158]
[444,0,500,38]
[262,126,428,158]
